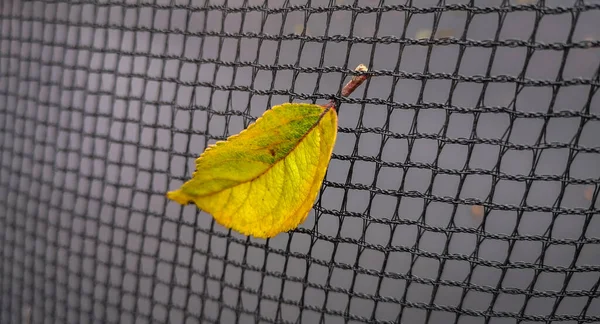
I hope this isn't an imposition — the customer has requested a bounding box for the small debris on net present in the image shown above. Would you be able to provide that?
[584,186,595,201]
[471,205,485,220]
[415,28,456,39]
[294,24,310,35]
[436,29,456,38]
[415,28,432,39]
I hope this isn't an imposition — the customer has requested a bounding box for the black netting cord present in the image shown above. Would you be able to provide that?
[1,1,600,324]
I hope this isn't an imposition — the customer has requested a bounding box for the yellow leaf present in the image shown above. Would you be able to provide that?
[167,103,337,239]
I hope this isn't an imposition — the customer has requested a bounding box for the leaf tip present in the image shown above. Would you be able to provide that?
[166,189,193,205]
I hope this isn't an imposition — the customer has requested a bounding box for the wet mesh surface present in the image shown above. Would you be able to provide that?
[1,1,600,323]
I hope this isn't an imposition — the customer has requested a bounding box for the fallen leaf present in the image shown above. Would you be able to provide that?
[167,64,370,239]
[167,103,337,239]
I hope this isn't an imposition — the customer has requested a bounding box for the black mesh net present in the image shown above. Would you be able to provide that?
[1,1,600,323]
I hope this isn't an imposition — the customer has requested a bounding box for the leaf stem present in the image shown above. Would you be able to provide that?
[323,64,369,110]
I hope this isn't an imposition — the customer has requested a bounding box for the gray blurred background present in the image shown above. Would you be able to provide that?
[1,0,599,323]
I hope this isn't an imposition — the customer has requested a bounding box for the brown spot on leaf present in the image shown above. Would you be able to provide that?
[269,149,276,156]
